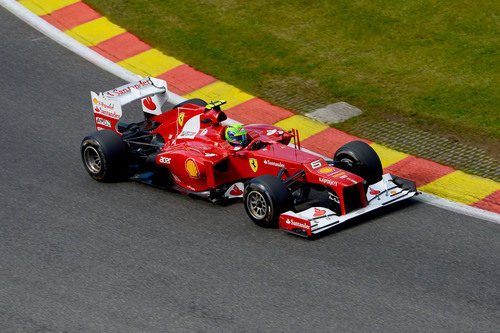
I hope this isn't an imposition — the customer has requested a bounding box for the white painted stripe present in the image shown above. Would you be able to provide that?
[1,0,498,224]
[415,192,500,224]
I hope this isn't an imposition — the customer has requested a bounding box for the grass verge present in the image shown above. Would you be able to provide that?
[83,0,499,156]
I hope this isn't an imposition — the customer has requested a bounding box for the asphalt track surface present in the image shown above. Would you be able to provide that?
[1,8,499,332]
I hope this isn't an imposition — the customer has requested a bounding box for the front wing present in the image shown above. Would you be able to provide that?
[279,174,417,237]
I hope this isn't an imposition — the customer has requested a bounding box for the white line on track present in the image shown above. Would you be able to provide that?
[2,0,498,224]
[415,193,499,224]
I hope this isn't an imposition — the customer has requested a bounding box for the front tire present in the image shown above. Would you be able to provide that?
[244,175,292,228]
[81,130,128,182]
[334,141,382,185]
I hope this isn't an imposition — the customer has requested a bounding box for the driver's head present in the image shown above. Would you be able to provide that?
[225,124,247,147]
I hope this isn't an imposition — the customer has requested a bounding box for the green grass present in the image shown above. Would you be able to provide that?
[83,0,499,153]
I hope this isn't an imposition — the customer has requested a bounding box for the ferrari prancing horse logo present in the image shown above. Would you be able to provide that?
[249,158,258,172]
[178,112,185,127]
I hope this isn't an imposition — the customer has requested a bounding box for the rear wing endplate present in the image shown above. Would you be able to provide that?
[90,77,169,132]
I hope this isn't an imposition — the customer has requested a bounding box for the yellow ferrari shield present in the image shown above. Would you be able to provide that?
[178,112,185,127]
[249,158,258,172]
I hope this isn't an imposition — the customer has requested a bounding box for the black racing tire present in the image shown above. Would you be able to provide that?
[334,140,382,185]
[81,130,128,182]
[243,175,293,228]
[172,98,208,109]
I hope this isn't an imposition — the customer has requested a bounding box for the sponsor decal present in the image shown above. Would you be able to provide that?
[94,106,120,120]
[319,167,334,174]
[186,185,195,191]
[339,174,358,184]
[177,115,200,139]
[249,158,258,172]
[178,112,185,127]
[313,208,326,217]
[328,192,340,204]
[319,177,337,186]
[143,96,156,110]
[95,117,111,128]
[95,100,115,111]
[263,160,285,168]
[200,129,208,136]
[180,130,197,138]
[266,129,277,136]
[159,156,171,164]
[333,171,345,178]
[105,79,151,97]
[91,92,121,120]
[369,188,381,195]
[229,184,243,196]
[285,218,311,231]
[185,159,199,178]
[310,160,322,169]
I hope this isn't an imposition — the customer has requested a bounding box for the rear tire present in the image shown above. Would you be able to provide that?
[334,141,382,185]
[81,130,128,182]
[172,98,208,109]
[244,175,292,228]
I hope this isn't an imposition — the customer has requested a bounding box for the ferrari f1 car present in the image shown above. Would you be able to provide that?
[81,77,417,238]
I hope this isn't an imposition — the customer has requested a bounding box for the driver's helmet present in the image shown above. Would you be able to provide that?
[225,124,248,147]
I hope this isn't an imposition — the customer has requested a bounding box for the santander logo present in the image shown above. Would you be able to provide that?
[313,208,326,217]
[369,188,381,195]
[229,185,243,196]
[143,96,157,110]
[285,219,310,230]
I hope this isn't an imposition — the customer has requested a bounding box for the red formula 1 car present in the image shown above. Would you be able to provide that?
[81,77,417,238]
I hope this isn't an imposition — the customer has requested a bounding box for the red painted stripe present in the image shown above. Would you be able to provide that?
[224,98,295,125]
[301,127,372,158]
[40,2,101,31]
[40,15,66,31]
[384,156,455,187]
[470,190,500,214]
[156,64,217,95]
[90,32,152,62]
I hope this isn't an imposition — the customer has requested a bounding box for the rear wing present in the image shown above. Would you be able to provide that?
[90,77,169,132]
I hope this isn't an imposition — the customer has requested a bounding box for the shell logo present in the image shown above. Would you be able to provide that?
[93,98,98,105]
[319,167,334,174]
[185,159,199,178]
